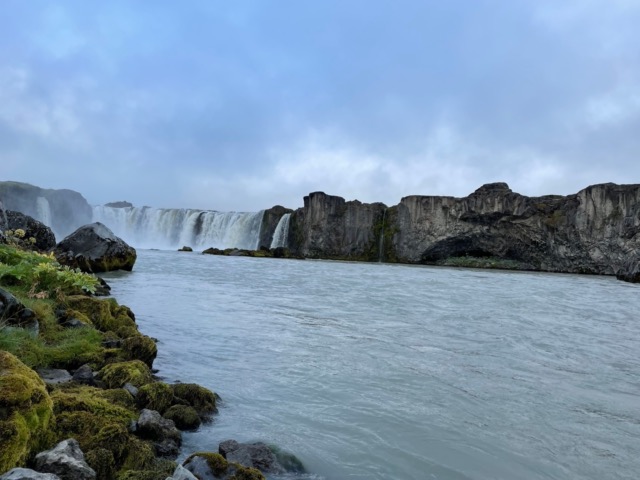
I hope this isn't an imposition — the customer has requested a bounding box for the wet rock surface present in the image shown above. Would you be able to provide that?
[53,223,136,273]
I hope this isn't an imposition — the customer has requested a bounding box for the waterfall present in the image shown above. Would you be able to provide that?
[270,213,291,249]
[35,197,53,228]
[93,206,265,250]
[378,209,386,263]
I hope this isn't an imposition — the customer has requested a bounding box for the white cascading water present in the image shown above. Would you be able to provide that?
[270,213,291,249]
[35,197,53,227]
[92,206,264,250]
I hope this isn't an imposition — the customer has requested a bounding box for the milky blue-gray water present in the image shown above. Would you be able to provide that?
[102,250,640,480]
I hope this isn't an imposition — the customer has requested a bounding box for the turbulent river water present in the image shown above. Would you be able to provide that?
[102,250,640,480]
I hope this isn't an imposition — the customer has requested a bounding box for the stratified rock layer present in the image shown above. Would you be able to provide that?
[289,183,640,276]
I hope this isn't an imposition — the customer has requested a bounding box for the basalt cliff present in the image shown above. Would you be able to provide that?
[285,182,640,278]
[2,180,639,280]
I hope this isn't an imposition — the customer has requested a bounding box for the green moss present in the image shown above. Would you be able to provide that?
[99,360,153,389]
[121,335,157,367]
[120,437,157,471]
[163,405,201,430]
[171,383,218,415]
[85,447,116,480]
[0,351,54,472]
[437,256,528,270]
[229,466,266,480]
[64,296,138,338]
[184,453,265,480]
[136,382,173,414]
[186,452,229,477]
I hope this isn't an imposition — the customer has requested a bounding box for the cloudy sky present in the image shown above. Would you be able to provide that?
[1,1,639,211]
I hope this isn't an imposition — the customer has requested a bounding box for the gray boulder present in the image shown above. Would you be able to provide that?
[0,468,60,480]
[71,365,96,386]
[36,369,73,387]
[53,222,136,273]
[218,440,284,474]
[34,439,96,480]
[135,409,182,458]
[165,464,198,480]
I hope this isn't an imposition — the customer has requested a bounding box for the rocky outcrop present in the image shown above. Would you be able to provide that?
[4,211,56,251]
[0,182,92,239]
[616,257,640,283]
[258,206,293,250]
[104,201,133,208]
[286,183,640,276]
[53,223,136,273]
[289,192,387,260]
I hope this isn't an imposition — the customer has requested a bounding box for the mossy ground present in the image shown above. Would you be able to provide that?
[0,351,54,473]
[0,243,221,478]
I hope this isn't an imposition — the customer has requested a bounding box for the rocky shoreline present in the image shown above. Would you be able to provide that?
[0,218,305,479]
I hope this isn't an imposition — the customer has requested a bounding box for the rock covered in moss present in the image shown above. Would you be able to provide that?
[218,441,286,474]
[84,448,115,480]
[99,361,153,389]
[4,210,57,251]
[162,405,201,431]
[34,438,96,480]
[0,351,54,473]
[171,384,218,416]
[136,383,173,414]
[182,453,264,480]
[53,223,136,273]
[121,336,157,368]
[134,410,181,458]
[63,297,138,339]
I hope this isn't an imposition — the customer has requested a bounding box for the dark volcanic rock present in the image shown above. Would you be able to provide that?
[5,210,56,250]
[53,222,136,273]
[218,440,285,474]
[290,192,387,260]
[287,182,640,275]
[135,409,182,457]
[0,287,38,331]
[178,246,193,252]
[34,438,96,480]
[616,257,640,283]
[259,205,293,250]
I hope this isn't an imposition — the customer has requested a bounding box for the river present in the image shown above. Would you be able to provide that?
[102,250,640,480]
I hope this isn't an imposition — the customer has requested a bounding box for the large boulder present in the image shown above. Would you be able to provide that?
[34,439,96,480]
[4,211,56,251]
[217,441,282,474]
[53,223,136,273]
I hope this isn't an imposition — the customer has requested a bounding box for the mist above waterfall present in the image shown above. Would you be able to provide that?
[92,206,264,250]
